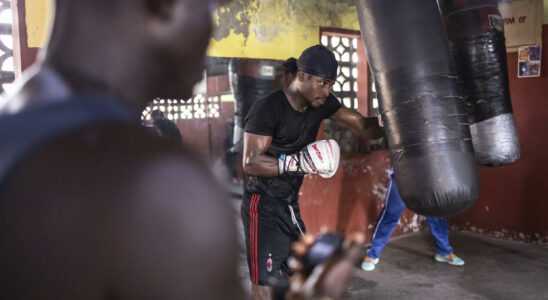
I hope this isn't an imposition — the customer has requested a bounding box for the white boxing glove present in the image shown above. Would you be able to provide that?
[278,139,340,178]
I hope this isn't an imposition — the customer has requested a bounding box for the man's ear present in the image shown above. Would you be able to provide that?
[145,0,176,20]
[297,71,307,82]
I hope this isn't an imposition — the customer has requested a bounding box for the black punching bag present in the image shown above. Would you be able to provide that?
[356,0,479,216]
[439,0,520,166]
[229,58,283,153]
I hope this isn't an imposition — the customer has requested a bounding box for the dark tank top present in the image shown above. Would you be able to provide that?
[0,95,136,190]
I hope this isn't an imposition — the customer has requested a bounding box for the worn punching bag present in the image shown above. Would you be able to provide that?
[439,0,520,166]
[229,59,283,153]
[356,0,479,216]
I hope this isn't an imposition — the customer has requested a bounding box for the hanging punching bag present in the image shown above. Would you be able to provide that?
[229,58,283,153]
[356,0,479,216]
[439,0,520,166]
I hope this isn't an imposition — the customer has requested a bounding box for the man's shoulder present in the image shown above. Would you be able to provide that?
[259,88,286,103]
[8,121,194,176]
[324,93,342,107]
[319,93,342,116]
[262,89,285,101]
[326,93,339,102]
[249,89,286,114]
[1,122,220,213]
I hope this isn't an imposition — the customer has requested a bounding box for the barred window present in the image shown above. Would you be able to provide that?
[321,34,359,110]
[141,95,222,122]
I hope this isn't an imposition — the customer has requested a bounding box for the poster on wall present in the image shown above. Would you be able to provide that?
[518,45,541,78]
[498,0,543,53]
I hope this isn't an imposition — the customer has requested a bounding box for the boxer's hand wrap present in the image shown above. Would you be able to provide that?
[278,139,340,178]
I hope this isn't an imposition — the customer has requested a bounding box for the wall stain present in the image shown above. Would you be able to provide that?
[213,0,258,43]
[450,224,548,244]
[213,0,357,44]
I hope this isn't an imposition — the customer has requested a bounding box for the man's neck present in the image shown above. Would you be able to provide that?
[44,51,149,112]
[50,59,145,112]
[284,84,308,112]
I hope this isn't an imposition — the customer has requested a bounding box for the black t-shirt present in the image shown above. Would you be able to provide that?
[245,89,341,203]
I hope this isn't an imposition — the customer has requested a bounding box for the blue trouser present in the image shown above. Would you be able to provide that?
[367,172,453,259]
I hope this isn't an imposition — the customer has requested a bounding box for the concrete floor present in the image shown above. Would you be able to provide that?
[231,192,548,300]
[340,230,548,300]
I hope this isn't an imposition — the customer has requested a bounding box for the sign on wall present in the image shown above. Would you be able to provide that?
[499,0,543,52]
[518,44,542,77]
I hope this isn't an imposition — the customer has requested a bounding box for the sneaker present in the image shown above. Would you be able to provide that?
[361,256,379,271]
[435,253,464,266]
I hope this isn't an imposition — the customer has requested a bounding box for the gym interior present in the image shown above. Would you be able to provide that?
[2,0,547,298]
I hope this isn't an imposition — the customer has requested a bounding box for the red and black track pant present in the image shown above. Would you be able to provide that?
[241,191,305,286]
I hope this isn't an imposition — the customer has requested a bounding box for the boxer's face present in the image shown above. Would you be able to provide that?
[299,72,334,108]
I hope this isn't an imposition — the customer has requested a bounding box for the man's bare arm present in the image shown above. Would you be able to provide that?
[242,132,279,177]
[329,107,384,139]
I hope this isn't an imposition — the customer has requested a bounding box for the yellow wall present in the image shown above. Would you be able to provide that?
[24,0,547,58]
[24,0,359,59]
[208,0,359,60]
[25,0,52,48]
[544,0,548,23]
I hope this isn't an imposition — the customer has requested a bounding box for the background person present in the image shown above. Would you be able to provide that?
[362,169,465,271]
[151,109,183,144]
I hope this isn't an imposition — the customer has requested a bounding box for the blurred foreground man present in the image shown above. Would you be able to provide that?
[0,0,243,299]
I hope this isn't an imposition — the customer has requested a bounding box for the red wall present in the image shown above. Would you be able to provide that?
[448,26,548,243]
[175,75,234,158]
[177,101,234,158]
[299,151,426,241]
[12,0,39,76]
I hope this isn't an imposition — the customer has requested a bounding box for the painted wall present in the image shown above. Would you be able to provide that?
[299,151,427,241]
[209,0,359,59]
[24,0,52,48]
[22,0,548,61]
[23,0,361,60]
[175,101,235,158]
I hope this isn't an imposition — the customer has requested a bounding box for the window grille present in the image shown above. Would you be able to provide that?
[207,96,220,118]
[321,34,359,110]
[0,0,14,105]
[142,94,222,122]
[369,80,380,118]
